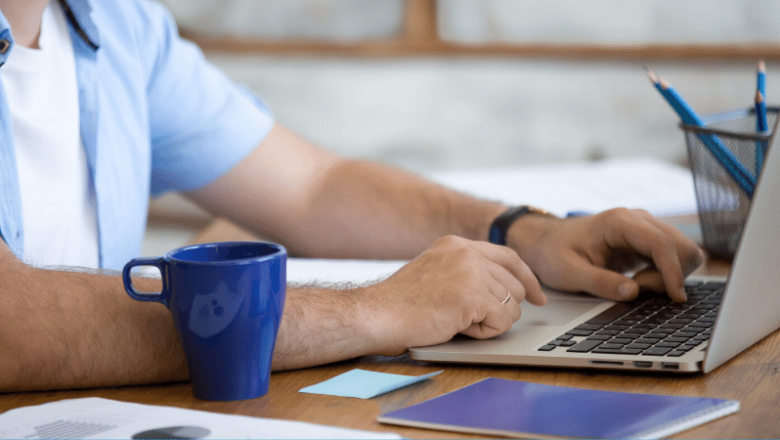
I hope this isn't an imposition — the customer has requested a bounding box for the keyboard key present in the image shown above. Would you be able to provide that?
[557,334,574,340]
[538,344,557,351]
[679,343,699,352]
[656,341,682,348]
[583,302,636,325]
[592,348,643,355]
[585,334,612,341]
[566,329,594,337]
[695,303,718,310]
[598,343,625,350]
[556,339,576,347]
[677,314,700,320]
[667,350,686,357]
[567,339,603,353]
[574,323,603,331]
[609,338,633,345]
[675,331,698,338]
[636,337,662,344]
[642,347,673,356]
[626,343,652,350]
[665,337,690,343]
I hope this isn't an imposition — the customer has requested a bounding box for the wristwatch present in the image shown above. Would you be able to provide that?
[488,205,556,245]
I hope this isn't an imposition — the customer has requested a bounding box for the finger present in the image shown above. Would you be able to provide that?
[485,272,523,322]
[462,277,522,339]
[485,259,527,304]
[632,268,667,293]
[604,213,687,302]
[637,212,706,275]
[566,252,640,301]
[472,241,547,306]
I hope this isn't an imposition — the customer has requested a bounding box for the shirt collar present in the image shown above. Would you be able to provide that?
[0,0,100,66]
[58,0,100,50]
[0,0,99,63]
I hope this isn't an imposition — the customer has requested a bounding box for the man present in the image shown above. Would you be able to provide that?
[0,0,703,392]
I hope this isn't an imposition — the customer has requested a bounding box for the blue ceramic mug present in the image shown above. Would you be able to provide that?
[122,241,286,401]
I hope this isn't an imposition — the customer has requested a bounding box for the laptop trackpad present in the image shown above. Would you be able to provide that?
[519,291,607,327]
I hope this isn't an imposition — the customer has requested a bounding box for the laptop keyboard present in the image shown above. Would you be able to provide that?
[537,281,725,357]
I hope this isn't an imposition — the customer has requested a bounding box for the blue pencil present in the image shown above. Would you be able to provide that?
[647,70,756,198]
[756,61,768,174]
[755,90,768,173]
[757,60,766,99]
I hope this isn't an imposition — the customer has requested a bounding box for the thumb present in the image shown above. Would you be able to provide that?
[569,259,639,301]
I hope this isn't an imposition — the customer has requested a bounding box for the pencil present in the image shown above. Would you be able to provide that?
[756,61,768,174]
[755,90,768,172]
[647,70,756,197]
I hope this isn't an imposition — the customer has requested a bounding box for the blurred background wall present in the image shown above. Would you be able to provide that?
[145,0,780,255]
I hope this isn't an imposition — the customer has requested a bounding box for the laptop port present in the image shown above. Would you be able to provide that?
[589,360,623,366]
[661,363,679,370]
[633,361,652,368]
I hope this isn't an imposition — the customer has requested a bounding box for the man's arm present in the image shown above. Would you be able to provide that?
[185,124,506,260]
[0,233,543,388]
[0,242,189,392]
[186,123,704,300]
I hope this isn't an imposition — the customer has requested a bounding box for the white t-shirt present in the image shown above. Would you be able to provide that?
[0,1,99,268]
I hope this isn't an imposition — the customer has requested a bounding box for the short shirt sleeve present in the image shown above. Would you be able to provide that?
[141,3,274,196]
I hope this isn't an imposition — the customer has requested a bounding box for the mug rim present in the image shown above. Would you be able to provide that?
[164,241,286,266]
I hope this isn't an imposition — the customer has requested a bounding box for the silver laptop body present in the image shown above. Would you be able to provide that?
[410,145,780,374]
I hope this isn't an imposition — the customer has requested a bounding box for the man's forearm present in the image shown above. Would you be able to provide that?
[186,125,507,260]
[284,159,507,259]
[271,285,388,370]
[0,256,188,392]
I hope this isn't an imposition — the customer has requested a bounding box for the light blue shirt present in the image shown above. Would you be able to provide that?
[0,0,274,269]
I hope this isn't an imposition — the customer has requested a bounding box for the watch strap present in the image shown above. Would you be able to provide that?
[488,205,553,245]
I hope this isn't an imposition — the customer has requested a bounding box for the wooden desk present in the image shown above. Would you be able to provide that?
[1,218,776,439]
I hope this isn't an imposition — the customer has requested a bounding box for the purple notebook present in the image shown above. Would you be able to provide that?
[377,378,738,439]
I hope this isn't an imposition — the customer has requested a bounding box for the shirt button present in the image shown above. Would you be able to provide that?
[0,40,9,54]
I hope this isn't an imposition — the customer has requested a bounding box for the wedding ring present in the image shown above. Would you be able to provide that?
[500,290,512,305]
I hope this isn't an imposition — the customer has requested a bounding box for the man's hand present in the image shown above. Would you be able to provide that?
[507,208,705,303]
[363,235,547,355]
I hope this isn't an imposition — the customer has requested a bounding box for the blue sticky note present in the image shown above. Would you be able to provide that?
[299,369,443,399]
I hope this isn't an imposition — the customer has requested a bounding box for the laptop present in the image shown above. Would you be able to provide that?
[410,145,780,374]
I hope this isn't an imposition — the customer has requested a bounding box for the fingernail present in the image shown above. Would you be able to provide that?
[619,283,634,299]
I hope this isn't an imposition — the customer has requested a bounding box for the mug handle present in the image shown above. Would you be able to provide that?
[122,257,170,307]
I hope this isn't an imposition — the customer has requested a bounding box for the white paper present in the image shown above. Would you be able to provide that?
[427,157,697,218]
[0,398,401,439]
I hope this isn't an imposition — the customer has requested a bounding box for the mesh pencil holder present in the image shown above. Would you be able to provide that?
[680,106,779,259]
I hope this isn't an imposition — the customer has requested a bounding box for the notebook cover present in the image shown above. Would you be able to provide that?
[377,378,739,439]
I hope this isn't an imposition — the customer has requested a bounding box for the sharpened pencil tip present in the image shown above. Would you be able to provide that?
[658,77,671,90]
[645,67,659,84]
[758,59,766,73]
